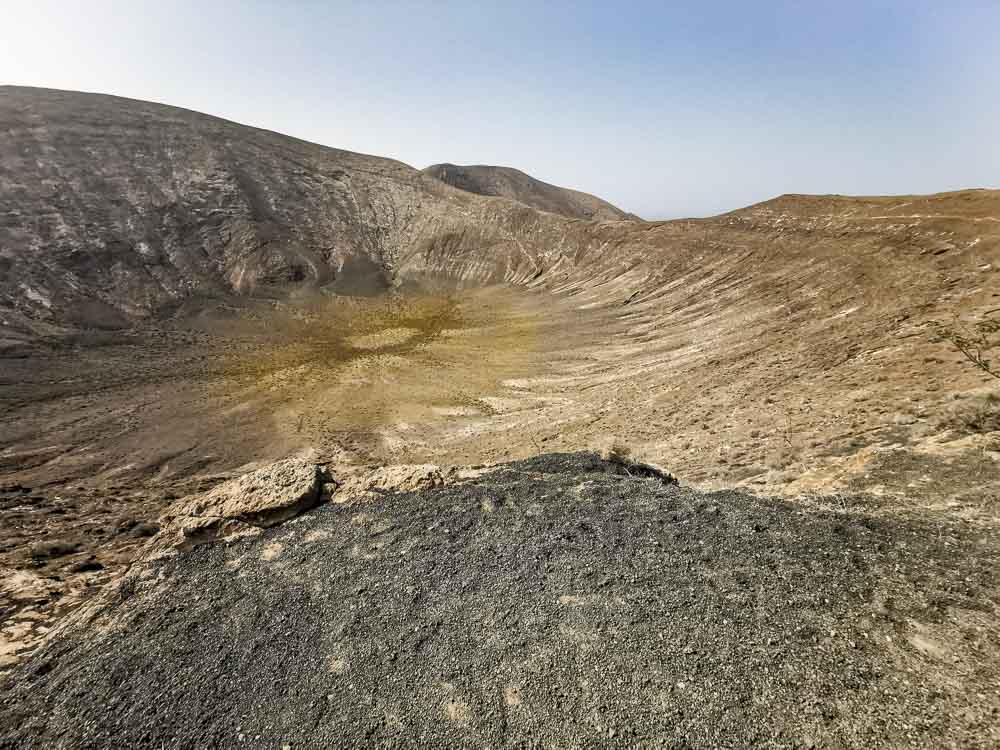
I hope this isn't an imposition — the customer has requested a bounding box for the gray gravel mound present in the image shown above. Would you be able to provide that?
[1,453,996,748]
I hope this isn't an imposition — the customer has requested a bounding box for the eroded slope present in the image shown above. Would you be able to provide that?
[0,86,430,339]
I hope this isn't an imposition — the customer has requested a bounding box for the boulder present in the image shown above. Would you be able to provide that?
[152,453,326,554]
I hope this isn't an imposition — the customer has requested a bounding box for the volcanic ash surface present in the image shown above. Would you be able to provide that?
[1,453,996,749]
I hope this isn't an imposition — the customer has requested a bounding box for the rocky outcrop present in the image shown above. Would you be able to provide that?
[330,463,496,505]
[152,453,326,554]
[145,457,493,555]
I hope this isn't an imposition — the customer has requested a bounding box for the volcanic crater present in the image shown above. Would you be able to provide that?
[1,87,1000,748]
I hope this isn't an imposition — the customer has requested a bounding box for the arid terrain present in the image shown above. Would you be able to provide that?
[1,87,999,747]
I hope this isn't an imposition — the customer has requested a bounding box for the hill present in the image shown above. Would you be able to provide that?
[420,163,639,221]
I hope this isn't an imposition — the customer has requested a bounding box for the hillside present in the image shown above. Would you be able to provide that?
[1,87,1000,746]
[0,86,432,340]
[421,162,639,221]
[3,453,996,748]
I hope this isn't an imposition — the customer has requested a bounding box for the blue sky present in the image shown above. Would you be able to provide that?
[3,1,998,218]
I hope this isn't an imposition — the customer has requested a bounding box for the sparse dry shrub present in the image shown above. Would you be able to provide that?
[595,436,633,464]
[765,444,799,470]
[591,435,678,484]
[939,393,1000,435]
[930,317,1000,435]
[931,317,1000,381]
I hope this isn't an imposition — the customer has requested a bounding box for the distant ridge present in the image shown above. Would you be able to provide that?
[421,163,640,221]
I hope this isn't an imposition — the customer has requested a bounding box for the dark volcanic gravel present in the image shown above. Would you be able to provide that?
[1,453,997,749]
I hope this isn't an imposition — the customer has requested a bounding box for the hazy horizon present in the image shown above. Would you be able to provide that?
[4,1,998,219]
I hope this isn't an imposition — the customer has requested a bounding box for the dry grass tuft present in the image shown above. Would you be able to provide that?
[591,436,678,484]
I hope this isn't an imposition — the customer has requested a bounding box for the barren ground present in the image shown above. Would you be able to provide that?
[3,277,1000,675]
[2,453,999,748]
[1,89,999,747]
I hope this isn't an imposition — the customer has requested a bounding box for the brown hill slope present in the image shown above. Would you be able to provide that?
[0,86,433,340]
[421,162,639,221]
[0,88,630,345]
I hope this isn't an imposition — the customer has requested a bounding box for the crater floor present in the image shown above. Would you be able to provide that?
[3,276,1000,677]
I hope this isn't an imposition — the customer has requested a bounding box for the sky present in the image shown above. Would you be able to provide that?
[2,1,998,219]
